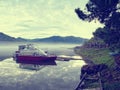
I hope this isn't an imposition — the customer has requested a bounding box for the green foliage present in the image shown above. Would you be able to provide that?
[93,27,120,52]
[75,0,119,23]
[75,47,114,67]
[75,0,120,52]
[74,37,114,67]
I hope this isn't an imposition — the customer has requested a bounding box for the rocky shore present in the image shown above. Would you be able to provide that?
[74,45,120,89]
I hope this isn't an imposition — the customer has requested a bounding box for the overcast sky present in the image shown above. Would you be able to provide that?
[0,0,103,39]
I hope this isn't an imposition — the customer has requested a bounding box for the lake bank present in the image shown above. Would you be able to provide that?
[74,45,120,89]
[74,46,114,67]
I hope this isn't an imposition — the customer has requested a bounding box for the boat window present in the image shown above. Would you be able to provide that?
[38,49,47,56]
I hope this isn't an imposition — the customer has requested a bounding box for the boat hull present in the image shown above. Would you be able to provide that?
[16,55,57,65]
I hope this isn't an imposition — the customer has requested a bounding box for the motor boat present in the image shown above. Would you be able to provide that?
[13,44,81,70]
[13,44,57,70]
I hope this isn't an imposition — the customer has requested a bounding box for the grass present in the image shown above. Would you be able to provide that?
[74,47,115,67]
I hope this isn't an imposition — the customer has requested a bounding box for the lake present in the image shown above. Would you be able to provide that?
[0,42,86,90]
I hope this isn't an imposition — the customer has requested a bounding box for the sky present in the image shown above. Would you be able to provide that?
[0,0,103,39]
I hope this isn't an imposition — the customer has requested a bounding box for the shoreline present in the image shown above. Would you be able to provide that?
[74,46,114,67]
[74,46,94,65]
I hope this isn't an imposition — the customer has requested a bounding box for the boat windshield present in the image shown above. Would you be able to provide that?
[38,49,47,56]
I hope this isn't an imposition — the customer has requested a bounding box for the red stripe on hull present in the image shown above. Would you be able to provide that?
[16,55,57,65]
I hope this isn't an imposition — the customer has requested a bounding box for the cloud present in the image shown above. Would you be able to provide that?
[0,0,102,39]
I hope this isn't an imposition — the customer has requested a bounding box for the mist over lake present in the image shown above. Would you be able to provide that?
[0,42,85,90]
[0,42,82,58]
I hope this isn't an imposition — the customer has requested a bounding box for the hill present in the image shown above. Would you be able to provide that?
[32,36,88,43]
[0,32,88,43]
[0,32,16,41]
[0,32,28,42]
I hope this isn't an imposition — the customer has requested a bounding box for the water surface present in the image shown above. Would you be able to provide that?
[0,42,85,90]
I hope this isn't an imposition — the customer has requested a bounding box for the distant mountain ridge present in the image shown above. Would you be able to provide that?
[0,32,27,41]
[0,32,88,43]
[32,36,88,43]
[0,32,16,41]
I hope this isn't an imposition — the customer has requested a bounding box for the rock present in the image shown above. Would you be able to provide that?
[80,64,108,79]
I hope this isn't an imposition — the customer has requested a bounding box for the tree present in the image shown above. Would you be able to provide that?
[93,27,120,51]
[75,0,119,24]
[75,0,120,52]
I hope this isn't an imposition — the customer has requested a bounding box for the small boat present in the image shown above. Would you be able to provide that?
[13,44,57,68]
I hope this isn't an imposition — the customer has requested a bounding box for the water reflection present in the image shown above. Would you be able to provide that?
[0,58,85,90]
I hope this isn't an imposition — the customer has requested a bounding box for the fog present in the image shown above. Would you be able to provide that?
[0,42,81,58]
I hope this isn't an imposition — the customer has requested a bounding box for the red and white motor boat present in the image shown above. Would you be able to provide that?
[13,44,57,70]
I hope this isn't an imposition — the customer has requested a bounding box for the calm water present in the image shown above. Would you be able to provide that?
[0,42,85,90]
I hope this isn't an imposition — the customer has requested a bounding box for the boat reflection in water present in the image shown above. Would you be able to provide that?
[13,44,57,70]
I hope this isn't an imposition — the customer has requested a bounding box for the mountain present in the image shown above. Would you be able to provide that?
[16,37,28,41]
[0,32,16,41]
[0,32,88,43]
[0,33,27,42]
[32,36,88,43]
